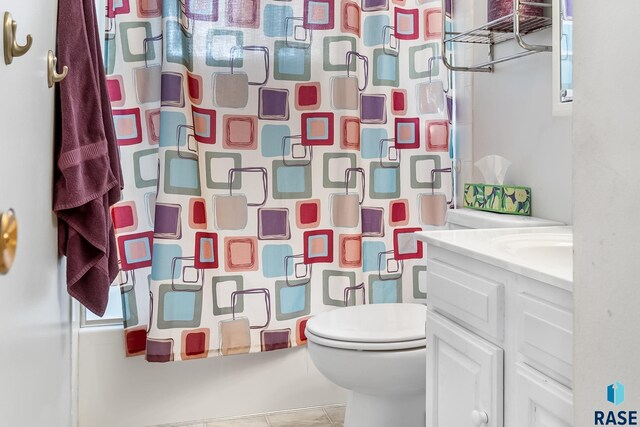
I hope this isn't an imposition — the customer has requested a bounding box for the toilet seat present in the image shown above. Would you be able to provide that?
[306,329,426,351]
[305,303,427,351]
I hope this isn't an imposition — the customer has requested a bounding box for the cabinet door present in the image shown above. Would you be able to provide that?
[514,363,573,426]
[0,1,71,426]
[427,311,504,427]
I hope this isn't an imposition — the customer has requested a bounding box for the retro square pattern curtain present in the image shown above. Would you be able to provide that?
[107,0,453,361]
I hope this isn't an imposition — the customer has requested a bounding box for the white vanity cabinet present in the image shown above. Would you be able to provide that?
[424,244,573,427]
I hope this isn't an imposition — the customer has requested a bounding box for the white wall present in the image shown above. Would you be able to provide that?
[78,327,346,427]
[467,1,573,224]
[573,0,640,423]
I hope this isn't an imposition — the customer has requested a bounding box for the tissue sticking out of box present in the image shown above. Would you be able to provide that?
[474,155,512,185]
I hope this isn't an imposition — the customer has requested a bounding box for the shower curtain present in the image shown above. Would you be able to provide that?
[106,0,452,361]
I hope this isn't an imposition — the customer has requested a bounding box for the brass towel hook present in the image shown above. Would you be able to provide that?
[3,12,33,65]
[47,50,68,88]
[0,209,18,275]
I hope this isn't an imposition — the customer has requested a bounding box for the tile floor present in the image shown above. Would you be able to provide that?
[156,405,346,427]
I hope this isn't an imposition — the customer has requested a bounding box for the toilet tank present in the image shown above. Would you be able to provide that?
[446,208,564,230]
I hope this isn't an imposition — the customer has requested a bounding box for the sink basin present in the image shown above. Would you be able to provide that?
[490,231,573,272]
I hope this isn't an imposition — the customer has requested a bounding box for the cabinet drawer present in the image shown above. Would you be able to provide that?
[517,292,573,386]
[427,259,504,341]
[514,363,572,426]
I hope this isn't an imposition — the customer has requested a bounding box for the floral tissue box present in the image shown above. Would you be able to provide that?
[463,183,531,216]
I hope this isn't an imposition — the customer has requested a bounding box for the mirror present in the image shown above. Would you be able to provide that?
[552,0,573,115]
[560,0,573,103]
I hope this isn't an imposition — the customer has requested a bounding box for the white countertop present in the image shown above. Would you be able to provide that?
[416,226,573,291]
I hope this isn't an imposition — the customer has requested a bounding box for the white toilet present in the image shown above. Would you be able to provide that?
[306,209,563,427]
[307,303,427,427]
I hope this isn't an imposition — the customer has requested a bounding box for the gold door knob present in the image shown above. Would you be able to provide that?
[0,209,18,275]
[3,12,33,65]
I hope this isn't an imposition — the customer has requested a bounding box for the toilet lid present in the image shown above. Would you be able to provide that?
[305,303,427,344]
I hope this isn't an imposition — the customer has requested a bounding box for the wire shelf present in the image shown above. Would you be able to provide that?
[445,15,552,45]
[442,0,553,72]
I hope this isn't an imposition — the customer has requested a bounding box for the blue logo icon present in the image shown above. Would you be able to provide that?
[608,382,625,406]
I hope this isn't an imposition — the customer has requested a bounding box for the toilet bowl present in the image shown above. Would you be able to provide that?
[306,303,427,427]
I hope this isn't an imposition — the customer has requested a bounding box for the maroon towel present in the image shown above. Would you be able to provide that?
[54,0,123,316]
[488,0,543,22]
